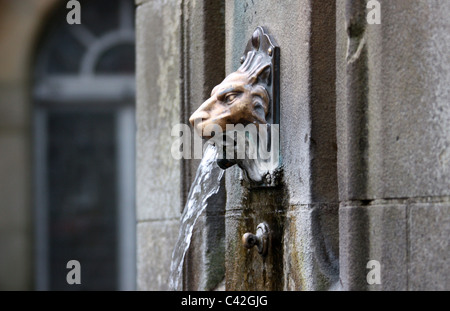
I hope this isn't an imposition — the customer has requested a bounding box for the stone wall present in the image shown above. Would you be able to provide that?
[135,0,449,291]
[337,0,450,290]
[135,0,182,291]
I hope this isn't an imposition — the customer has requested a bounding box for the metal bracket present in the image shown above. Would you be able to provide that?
[241,26,280,128]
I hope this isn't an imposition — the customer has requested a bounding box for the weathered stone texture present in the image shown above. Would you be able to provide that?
[136,0,181,222]
[136,220,179,291]
[337,0,450,201]
[339,203,408,291]
[337,0,450,290]
[136,0,181,290]
[408,203,450,290]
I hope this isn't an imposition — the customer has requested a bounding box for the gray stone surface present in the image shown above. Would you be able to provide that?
[136,220,179,291]
[337,0,450,201]
[339,203,408,291]
[339,205,368,291]
[337,0,450,291]
[409,202,450,290]
[284,204,339,291]
[340,201,449,291]
[135,0,182,291]
[136,0,181,222]
[368,204,408,291]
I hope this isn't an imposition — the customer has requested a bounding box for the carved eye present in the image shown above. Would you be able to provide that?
[225,93,237,103]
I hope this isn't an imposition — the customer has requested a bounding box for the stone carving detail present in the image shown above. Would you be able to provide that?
[189,27,280,186]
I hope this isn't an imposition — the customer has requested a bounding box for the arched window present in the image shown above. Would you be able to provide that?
[33,0,135,290]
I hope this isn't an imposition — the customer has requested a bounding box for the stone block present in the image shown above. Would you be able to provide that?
[135,1,181,221]
[336,0,450,201]
[340,203,408,291]
[136,220,179,290]
[408,203,450,290]
[284,204,340,291]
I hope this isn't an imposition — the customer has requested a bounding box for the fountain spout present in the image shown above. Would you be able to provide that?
[189,27,281,187]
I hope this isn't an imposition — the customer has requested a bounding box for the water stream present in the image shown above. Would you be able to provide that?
[169,144,225,290]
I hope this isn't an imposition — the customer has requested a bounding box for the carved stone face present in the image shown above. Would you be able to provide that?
[189,68,270,139]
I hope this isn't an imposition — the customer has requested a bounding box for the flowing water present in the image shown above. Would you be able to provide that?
[169,144,225,290]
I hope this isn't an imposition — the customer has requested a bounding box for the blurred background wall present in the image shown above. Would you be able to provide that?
[0,0,57,291]
[0,0,136,290]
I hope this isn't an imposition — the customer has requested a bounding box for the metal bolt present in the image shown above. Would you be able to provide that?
[242,223,270,256]
[251,28,261,49]
[268,47,273,56]
[240,56,246,64]
[242,233,259,249]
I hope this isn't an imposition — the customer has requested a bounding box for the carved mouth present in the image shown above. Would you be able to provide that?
[193,121,224,140]
[216,158,237,170]
[212,133,239,170]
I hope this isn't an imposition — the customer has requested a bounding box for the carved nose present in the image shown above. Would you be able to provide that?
[189,109,209,128]
[189,96,217,128]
